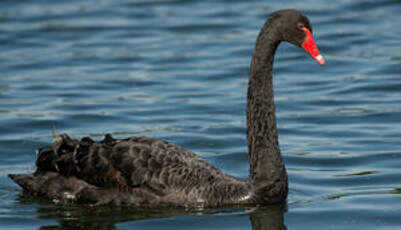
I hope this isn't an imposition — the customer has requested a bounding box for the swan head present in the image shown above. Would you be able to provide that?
[272,9,325,65]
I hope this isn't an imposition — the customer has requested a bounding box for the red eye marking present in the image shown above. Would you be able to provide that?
[297,23,304,30]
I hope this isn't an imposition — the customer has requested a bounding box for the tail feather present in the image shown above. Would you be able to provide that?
[9,174,40,195]
[36,133,79,174]
[9,172,101,204]
[10,130,134,203]
[34,132,129,189]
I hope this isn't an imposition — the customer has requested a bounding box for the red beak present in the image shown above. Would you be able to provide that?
[301,28,325,65]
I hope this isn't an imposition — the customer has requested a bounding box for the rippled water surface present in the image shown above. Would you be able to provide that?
[1,0,401,229]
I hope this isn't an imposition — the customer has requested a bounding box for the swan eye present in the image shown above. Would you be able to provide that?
[297,23,304,30]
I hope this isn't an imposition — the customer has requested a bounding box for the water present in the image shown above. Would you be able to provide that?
[1,0,401,229]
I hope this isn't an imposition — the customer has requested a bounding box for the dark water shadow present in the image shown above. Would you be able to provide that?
[17,195,286,230]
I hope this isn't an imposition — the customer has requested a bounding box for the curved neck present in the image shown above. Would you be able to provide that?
[247,22,286,183]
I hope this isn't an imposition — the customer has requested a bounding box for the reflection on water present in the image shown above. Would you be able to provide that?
[17,195,285,230]
[250,206,286,230]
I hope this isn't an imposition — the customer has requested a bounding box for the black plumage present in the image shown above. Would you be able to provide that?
[9,9,323,208]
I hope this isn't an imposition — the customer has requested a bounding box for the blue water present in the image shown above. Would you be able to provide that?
[1,0,401,229]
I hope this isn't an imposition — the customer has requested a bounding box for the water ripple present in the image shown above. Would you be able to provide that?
[1,0,401,229]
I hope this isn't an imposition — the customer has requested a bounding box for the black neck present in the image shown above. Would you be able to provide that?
[247,21,287,183]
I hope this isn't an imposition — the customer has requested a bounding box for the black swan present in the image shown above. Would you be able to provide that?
[9,9,324,208]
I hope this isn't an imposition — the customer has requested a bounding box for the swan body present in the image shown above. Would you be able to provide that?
[9,9,324,208]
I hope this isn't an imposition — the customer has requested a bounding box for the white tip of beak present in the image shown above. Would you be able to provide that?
[315,54,325,65]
